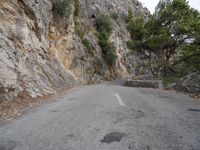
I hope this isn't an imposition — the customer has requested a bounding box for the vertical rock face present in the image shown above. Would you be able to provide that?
[0,0,77,101]
[0,0,149,101]
[59,0,150,83]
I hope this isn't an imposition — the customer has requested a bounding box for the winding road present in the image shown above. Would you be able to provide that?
[0,82,200,150]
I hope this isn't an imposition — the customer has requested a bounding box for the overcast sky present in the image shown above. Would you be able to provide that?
[139,0,200,14]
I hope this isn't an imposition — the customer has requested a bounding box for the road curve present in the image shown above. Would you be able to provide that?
[0,83,200,150]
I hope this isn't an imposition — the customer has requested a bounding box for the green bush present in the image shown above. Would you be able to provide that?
[82,38,94,56]
[52,0,73,19]
[74,19,85,39]
[74,0,81,16]
[98,32,117,66]
[52,0,80,19]
[96,14,113,35]
[111,12,118,20]
[96,14,116,66]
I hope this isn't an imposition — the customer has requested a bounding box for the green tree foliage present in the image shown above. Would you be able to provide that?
[96,14,117,66]
[127,17,145,41]
[127,0,200,77]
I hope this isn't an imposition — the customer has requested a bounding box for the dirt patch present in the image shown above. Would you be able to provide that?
[0,94,53,121]
[0,86,78,122]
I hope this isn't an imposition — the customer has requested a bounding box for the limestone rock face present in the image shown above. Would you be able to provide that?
[0,0,149,101]
[174,73,200,94]
[72,0,149,80]
[0,0,77,101]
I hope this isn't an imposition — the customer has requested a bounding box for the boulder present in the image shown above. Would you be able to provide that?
[174,73,200,94]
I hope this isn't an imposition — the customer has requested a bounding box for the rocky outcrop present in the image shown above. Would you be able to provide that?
[0,0,149,101]
[174,73,200,94]
[0,0,77,101]
[66,0,150,82]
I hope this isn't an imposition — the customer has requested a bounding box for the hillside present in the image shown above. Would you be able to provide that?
[0,0,149,101]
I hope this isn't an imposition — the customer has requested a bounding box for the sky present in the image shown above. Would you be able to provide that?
[139,0,200,14]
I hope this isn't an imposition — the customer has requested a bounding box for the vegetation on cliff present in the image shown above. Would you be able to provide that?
[96,14,117,67]
[52,0,80,19]
[52,0,73,19]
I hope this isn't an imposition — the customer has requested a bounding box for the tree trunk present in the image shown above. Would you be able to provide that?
[162,50,171,77]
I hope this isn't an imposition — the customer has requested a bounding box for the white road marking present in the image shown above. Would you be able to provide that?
[114,93,126,107]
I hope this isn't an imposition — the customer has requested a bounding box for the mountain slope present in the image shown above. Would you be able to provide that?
[0,0,149,101]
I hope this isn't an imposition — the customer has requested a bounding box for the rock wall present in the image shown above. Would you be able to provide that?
[65,0,150,82]
[0,0,149,101]
[0,0,77,101]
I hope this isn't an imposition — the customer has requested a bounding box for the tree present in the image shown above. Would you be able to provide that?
[127,0,200,77]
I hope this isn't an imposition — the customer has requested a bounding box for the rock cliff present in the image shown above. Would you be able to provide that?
[0,0,149,101]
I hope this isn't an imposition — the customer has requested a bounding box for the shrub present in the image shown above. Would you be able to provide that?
[103,42,117,66]
[52,0,73,19]
[98,32,117,66]
[96,14,117,66]
[111,12,118,20]
[74,19,85,39]
[52,0,80,19]
[74,0,81,16]
[82,38,94,56]
[96,14,113,35]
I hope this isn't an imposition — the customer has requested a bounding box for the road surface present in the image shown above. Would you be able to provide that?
[0,82,200,150]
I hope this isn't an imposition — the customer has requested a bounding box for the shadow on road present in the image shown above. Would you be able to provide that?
[187,109,200,112]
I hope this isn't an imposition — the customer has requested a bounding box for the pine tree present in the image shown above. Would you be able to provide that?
[127,0,200,77]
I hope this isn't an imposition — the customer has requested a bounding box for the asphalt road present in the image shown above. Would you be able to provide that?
[0,82,200,150]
